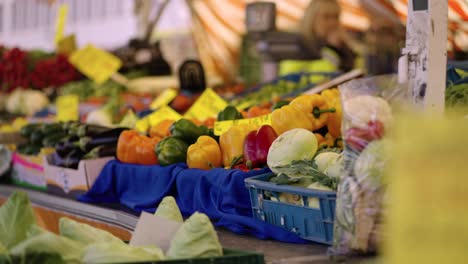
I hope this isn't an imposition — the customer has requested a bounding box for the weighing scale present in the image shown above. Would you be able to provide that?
[244,2,317,82]
[398,0,448,113]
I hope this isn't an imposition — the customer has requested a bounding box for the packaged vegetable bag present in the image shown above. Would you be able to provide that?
[329,75,408,257]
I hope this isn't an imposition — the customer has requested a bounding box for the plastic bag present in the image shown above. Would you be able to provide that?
[329,75,408,257]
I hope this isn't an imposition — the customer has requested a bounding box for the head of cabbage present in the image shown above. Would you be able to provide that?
[353,139,388,189]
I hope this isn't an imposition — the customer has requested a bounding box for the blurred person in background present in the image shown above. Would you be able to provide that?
[299,0,359,72]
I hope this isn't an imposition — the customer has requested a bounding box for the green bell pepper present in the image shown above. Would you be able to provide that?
[217,105,243,121]
[170,119,206,145]
[155,136,189,166]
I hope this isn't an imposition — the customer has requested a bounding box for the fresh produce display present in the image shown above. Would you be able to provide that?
[17,122,123,168]
[0,191,224,263]
[5,89,49,116]
[331,75,407,257]
[116,130,160,165]
[230,76,310,108]
[187,136,222,170]
[0,47,80,92]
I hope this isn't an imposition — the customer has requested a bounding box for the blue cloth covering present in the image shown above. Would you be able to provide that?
[79,160,307,244]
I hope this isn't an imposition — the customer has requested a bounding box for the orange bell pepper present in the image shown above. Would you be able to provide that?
[117,130,159,165]
[219,124,257,167]
[187,136,222,170]
[246,106,270,118]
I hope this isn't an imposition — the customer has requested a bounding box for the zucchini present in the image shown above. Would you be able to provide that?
[20,123,41,137]
[42,132,68,148]
[30,130,45,146]
[79,136,119,152]
[41,123,64,134]
[22,145,42,156]
[84,145,117,159]
[77,124,112,138]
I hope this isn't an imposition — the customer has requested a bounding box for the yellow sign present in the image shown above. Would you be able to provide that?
[184,88,228,121]
[150,89,178,110]
[385,115,468,264]
[135,119,149,133]
[70,44,122,84]
[214,114,271,136]
[147,106,182,127]
[57,34,77,55]
[56,95,79,122]
[55,4,68,44]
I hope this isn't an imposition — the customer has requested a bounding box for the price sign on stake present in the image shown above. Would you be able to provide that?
[70,44,122,84]
[214,114,272,136]
[148,106,182,127]
[184,88,228,121]
[56,95,79,122]
[150,89,178,110]
[55,4,68,45]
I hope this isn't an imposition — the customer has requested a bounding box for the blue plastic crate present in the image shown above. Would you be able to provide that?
[245,173,336,245]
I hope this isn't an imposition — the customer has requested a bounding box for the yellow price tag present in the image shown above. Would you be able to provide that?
[385,115,468,264]
[150,89,178,110]
[147,106,182,127]
[214,114,271,136]
[184,88,228,121]
[55,4,68,44]
[70,44,122,84]
[57,34,77,55]
[56,95,79,122]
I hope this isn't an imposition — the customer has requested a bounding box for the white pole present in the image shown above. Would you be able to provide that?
[400,0,448,115]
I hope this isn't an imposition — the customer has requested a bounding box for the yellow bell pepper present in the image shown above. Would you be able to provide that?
[220,124,257,167]
[289,94,335,131]
[271,105,313,135]
[187,136,222,170]
[321,88,343,138]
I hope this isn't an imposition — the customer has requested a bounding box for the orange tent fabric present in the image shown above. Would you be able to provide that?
[189,0,467,81]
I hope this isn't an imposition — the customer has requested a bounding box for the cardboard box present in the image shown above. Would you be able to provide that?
[43,154,113,199]
[11,152,47,191]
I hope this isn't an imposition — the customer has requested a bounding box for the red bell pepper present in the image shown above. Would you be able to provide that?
[243,125,278,168]
[344,120,385,151]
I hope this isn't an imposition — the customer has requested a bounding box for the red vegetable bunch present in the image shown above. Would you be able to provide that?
[30,54,80,89]
[0,48,29,92]
[344,120,385,152]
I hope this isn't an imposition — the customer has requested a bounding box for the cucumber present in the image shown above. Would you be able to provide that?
[30,130,45,146]
[42,132,68,147]
[41,123,64,134]
[20,123,41,137]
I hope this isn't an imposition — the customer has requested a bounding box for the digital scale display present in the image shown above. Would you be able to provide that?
[413,0,428,11]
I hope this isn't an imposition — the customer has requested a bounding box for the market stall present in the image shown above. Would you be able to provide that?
[0,0,467,263]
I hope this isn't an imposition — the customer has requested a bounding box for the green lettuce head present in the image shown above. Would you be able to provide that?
[154,196,183,223]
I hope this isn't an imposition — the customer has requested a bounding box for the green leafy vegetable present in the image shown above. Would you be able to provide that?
[154,196,183,223]
[59,217,124,245]
[446,83,468,108]
[271,160,338,190]
[0,252,64,264]
[0,192,36,249]
[167,212,222,259]
[354,139,387,189]
[10,231,84,264]
[82,243,165,264]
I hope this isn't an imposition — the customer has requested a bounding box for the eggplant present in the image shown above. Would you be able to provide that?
[78,136,119,152]
[53,148,85,169]
[42,132,68,148]
[77,124,113,138]
[55,139,79,158]
[84,145,117,159]
[92,127,127,139]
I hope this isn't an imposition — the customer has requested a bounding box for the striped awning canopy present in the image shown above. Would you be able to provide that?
[188,0,467,82]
